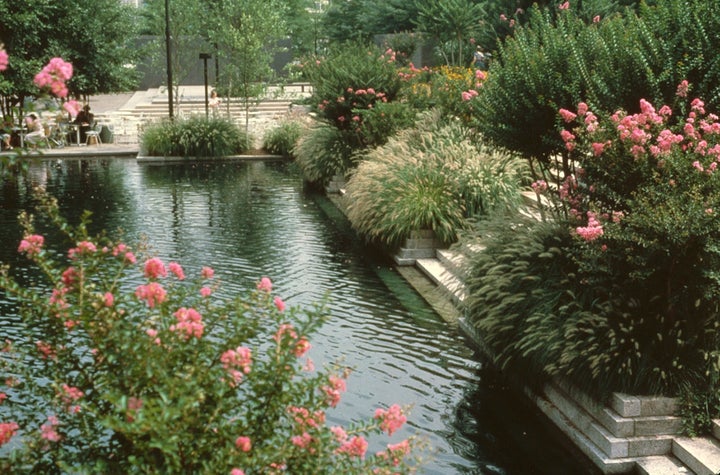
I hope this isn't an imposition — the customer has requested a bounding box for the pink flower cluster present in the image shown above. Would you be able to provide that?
[0,47,8,71]
[170,307,204,339]
[41,415,61,442]
[321,375,347,408]
[0,422,18,447]
[34,57,73,98]
[68,240,97,259]
[336,435,368,458]
[461,89,479,101]
[575,211,604,242]
[289,406,325,430]
[18,234,44,257]
[374,404,407,436]
[135,282,167,308]
[220,346,252,385]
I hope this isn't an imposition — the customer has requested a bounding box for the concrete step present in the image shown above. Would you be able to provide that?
[532,390,638,474]
[712,420,720,440]
[635,455,691,475]
[436,248,465,279]
[673,437,720,475]
[544,384,675,459]
[415,258,466,304]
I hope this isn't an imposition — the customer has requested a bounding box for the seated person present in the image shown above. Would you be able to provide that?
[24,113,45,148]
[74,105,94,143]
[1,118,12,150]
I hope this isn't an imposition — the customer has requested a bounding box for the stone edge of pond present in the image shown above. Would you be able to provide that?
[136,154,287,164]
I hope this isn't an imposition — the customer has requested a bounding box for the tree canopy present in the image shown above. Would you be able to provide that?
[0,0,139,110]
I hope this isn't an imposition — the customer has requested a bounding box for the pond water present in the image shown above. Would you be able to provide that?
[0,158,594,474]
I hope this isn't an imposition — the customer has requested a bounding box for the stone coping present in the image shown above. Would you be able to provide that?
[136,154,286,164]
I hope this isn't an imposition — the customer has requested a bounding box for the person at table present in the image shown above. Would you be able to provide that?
[24,113,45,148]
[74,104,94,143]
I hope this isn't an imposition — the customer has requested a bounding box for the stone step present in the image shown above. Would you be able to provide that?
[415,258,466,304]
[635,455,691,475]
[544,384,675,460]
[673,437,720,475]
[712,420,720,440]
[532,390,638,474]
[436,249,465,279]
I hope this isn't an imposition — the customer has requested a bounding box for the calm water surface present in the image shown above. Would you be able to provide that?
[0,158,593,474]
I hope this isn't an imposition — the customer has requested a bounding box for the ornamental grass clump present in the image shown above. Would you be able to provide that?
[263,114,308,158]
[294,123,358,187]
[0,191,422,473]
[141,116,250,158]
[344,112,526,249]
[466,84,720,400]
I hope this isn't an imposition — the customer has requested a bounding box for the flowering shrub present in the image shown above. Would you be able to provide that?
[0,193,421,473]
[539,85,720,394]
[301,43,408,149]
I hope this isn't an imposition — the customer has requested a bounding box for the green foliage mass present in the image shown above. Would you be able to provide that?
[345,112,526,249]
[293,123,358,186]
[303,42,407,148]
[140,116,250,158]
[474,0,720,162]
[263,115,308,158]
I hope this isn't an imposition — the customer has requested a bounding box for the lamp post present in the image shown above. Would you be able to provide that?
[200,53,212,119]
[165,0,173,119]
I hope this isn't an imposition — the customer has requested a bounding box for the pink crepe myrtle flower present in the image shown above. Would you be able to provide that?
[531,180,548,193]
[294,337,311,357]
[676,80,690,98]
[274,323,298,344]
[221,346,253,385]
[41,415,61,442]
[68,240,97,259]
[330,425,348,442]
[200,286,212,297]
[63,100,81,117]
[135,282,167,308]
[577,102,588,116]
[201,266,214,279]
[559,1,570,10]
[168,262,185,280]
[274,296,286,312]
[374,404,407,436]
[593,15,601,23]
[575,212,604,242]
[103,292,114,307]
[34,57,73,98]
[336,435,368,458]
[559,108,577,123]
[322,375,347,408]
[0,48,8,71]
[235,436,252,452]
[230,470,245,475]
[18,234,44,257]
[0,422,18,447]
[170,307,204,340]
[144,257,167,279]
[257,276,272,292]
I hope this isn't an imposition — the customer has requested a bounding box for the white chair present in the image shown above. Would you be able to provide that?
[85,122,102,145]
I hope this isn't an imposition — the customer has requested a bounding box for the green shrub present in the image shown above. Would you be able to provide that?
[344,112,526,249]
[302,42,406,149]
[140,116,250,158]
[263,115,307,157]
[474,1,720,163]
[293,124,358,186]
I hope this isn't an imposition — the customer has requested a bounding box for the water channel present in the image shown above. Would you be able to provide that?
[0,158,594,474]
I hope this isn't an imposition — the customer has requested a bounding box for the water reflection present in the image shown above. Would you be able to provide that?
[0,159,592,474]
